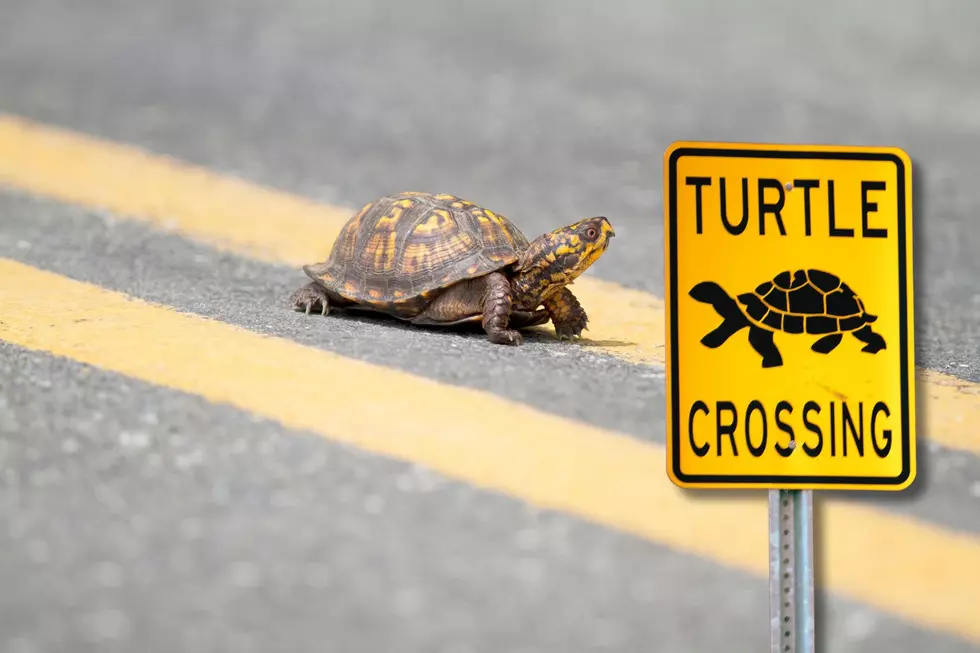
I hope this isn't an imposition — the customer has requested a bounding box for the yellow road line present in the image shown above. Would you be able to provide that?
[0,112,977,458]
[1,257,978,643]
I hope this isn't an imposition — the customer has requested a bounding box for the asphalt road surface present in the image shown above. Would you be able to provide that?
[1,1,979,652]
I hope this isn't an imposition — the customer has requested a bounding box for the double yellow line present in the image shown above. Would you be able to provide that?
[1,114,979,644]
[0,114,974,454]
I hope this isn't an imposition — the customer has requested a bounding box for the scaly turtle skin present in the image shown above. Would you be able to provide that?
[289,191,616,346]
[689,269,886,368]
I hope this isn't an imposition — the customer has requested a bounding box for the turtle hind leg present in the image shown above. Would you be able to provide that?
[852,324,886,353]
[811,333,843,354]
[290,282,333,316]
[748,326,783,368]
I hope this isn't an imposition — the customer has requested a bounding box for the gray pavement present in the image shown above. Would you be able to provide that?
[1,191,978,537]
[1,0,979,651]
[2,0,979,379]
[1,341,974,653]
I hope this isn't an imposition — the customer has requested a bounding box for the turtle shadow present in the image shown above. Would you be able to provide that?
[415,322,627,350]
[303,306,415,330]
[291,303,637,349]
[572,337,638,349]
[523,326,636,349]
[289,305,529,344]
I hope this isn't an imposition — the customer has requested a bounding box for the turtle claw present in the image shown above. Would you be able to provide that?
[554,315,588,341]
[489,329,524,346]
[555,325,585,341]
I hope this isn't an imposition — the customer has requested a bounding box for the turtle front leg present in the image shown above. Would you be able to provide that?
[290,282,331,316]
[482,272,524,346]
[748,326,783,368]
[544,287,589,340]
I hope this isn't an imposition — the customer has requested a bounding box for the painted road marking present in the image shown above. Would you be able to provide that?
[0,257,978,644]
[0,113,977,460]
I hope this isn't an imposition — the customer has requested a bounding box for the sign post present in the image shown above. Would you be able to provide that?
[663,142,915,652]
[769,489,814,653]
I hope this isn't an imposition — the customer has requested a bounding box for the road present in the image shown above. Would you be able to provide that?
[1,1,979,652]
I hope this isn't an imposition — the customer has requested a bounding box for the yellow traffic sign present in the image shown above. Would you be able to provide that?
[663,142,915,490]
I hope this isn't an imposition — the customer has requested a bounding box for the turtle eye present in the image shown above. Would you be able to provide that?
[585,227,598,240]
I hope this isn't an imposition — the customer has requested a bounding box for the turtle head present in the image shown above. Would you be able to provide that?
[511,216,616,306]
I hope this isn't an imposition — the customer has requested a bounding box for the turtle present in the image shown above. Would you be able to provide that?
[289,191,616,346]
[688,268,886,368]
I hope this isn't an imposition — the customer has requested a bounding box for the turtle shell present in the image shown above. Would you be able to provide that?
[736,269,875,335]
[304,191,530,317]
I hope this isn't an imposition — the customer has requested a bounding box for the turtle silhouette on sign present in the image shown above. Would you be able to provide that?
[689,269,886,368]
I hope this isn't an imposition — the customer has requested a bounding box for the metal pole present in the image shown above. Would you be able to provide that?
[769,489,815,653]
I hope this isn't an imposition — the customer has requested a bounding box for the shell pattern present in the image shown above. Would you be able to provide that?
[308,192,530,315]
[738,269,874,336]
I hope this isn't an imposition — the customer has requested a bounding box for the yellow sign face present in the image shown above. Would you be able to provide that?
[663,142,915,490]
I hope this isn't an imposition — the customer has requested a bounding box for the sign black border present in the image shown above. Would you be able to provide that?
[667,147,911,486]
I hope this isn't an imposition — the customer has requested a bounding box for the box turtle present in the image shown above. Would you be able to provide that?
[689,268,886,368]
[290,191,616,345]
